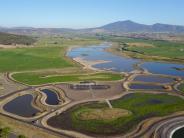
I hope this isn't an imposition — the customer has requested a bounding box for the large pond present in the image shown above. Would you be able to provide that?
[67,44,184,77]
[3,94,39,117]
[128,83,164,90]
[41,89,60,105]
[133,75,175,84]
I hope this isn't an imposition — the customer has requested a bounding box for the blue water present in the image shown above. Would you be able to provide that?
[67,44,184,77]
[134,75,174,83]
[41,89,59,105]
[129,83,164,90]
[3,94,39,117]
[68,45,139,72]
[142,62,184,77]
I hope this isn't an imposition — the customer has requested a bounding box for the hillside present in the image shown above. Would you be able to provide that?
[0,32,36,45]
[98,20,184,33]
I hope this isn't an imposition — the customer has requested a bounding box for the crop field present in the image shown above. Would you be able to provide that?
[47,93,184,135]
[12,72,123,85]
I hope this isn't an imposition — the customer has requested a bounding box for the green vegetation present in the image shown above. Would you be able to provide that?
[0,46,75,72]
[0,36,102,73]
[18,135,27,138]
[178,83,184,92]
[12,72,122,85]
[77,108,131,121]
[52,93,184,135]
[35,37,102,47]
[102,35,184,61]
[0,127,11,138]
[125,40,184,59]
[0,32,36,45]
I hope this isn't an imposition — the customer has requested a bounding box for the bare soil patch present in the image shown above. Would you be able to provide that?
[127,42,155,48]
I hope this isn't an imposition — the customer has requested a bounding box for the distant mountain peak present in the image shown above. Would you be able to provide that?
[116,20,135,23]
[99,20,184,33]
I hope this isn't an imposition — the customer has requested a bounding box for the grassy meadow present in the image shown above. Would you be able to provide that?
[12,72,123,85]
[0,46,75,72]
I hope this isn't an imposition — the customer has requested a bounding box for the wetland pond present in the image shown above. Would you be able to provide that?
[133,75,175,84]
[41,89,60,105]
[67,44,184,77]
[128,83,164,90]
[3,94,39,117]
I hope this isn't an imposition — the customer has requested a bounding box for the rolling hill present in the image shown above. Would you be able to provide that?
[1,20,184,35]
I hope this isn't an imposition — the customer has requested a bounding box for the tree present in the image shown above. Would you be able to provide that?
[0,127,11,138]
[18,135,27,138]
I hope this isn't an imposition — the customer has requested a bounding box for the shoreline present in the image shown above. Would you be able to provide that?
[106,42,184,65]
[72,57,111,72]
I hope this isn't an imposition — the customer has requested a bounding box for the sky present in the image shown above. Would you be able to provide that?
[0,0,184,28]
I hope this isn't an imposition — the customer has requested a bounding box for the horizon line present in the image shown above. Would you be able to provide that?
[1,20,184,29]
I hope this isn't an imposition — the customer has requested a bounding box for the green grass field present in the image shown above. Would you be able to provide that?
[12,72,123,85]
[49,93,184,135]
[126,40,184,59]
[105,36,184,60]
[0,46,75,72]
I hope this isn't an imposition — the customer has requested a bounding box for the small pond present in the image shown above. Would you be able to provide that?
[3,94,39,117]
[41,89,60,105]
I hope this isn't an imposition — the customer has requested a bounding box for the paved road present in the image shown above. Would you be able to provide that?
[8,133,17,138]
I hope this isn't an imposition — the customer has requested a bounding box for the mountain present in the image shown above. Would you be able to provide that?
[98,20,184,33]
[1,20,184,35]
[151,23,184,33]
[99,20,150,32]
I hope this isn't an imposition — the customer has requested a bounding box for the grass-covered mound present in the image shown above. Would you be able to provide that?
[12,72,122,85]
[47,93,184,135]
